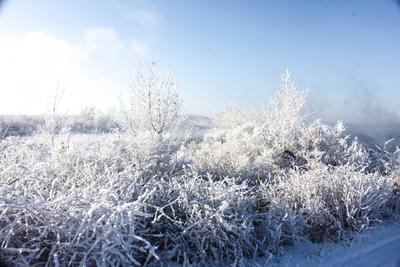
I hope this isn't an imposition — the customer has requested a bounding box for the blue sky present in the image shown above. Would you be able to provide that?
[0,0,399,123]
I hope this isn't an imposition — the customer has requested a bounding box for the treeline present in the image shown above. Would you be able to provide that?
[0,108,121,137]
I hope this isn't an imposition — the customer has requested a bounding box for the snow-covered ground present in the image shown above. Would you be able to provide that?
[263,223,400,267]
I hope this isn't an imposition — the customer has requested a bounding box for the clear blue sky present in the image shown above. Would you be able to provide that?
[0,0,399,123]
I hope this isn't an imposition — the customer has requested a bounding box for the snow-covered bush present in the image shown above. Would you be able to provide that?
[0,134,271,266]
[0,132,183,265]
[260,163,392,242]
[123,63,183,135]
[68,107,121,134]
[0,71,399,266]
[183,72,370,181]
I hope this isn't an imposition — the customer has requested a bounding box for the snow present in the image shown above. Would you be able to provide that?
[265,223,400,267]
[1,72,399,266]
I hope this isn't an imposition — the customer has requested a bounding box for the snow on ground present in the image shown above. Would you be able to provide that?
[263,223,400,267]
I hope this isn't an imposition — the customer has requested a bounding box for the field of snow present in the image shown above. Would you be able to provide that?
[0,73,399,266]
[265,223,400,267]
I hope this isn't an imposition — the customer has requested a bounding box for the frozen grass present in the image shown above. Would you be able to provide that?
[0,72,399,266]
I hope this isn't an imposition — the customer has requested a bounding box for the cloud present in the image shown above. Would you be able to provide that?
[83,27,148,57]
[0,28,149,114]
[0,31,81,113]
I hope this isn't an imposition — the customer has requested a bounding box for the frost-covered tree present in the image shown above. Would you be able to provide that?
[39,87,71,147]
[125,63,182,134]
[183,71,367,180]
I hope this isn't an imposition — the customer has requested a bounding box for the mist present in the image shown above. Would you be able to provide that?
[308,83,400,147]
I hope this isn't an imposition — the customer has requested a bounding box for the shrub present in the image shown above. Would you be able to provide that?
[123,63,183,135]
[0,71,399,266]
